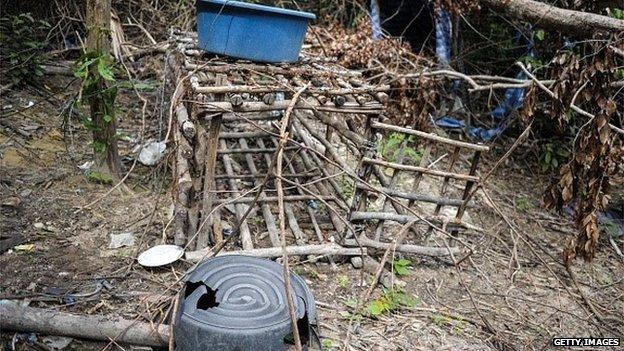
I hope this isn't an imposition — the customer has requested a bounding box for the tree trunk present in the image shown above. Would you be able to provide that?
[86,0,121,176]
[480,0,624,36]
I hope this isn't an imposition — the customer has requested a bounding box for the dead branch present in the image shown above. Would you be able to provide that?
[185,243,364,261]
[0,300,169,347]
[480,0,624,36]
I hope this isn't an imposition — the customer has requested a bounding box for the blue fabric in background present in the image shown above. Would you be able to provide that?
[370,0,382,40]
[433,7,536,141]
[435,8,452,66]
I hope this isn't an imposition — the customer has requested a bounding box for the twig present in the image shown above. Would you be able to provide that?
[276,83,309,351]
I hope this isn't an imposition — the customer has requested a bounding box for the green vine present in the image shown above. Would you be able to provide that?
[74,52,118,153]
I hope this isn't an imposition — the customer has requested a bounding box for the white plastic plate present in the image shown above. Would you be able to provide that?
[137,245,184,267]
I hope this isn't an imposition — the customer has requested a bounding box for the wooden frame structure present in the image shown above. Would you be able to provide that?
[166,30,488,260]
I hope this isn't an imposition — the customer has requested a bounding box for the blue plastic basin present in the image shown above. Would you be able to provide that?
[196,0,316,63]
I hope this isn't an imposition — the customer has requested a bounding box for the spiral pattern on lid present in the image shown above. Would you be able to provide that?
[182,255,310,330]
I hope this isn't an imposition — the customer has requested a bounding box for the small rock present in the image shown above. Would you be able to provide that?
[138,140,166,166]
[19,189,32,198]
[14,244,35,252]
[44,225,59,233]
[350,257,363,268]
[34,222,45,229]
[109,232,135,249]
[78,161,94,173]
[42,336,73,349]
[1,196,21,208]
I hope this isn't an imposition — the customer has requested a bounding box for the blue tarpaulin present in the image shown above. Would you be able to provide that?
[434,8,535,141]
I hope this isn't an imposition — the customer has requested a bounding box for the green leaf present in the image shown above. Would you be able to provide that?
[544,151,551,165]
[610,8,624,20]
[368,300,387,316]
[394,265,410,276]
[86,170,114,185]
[322,339,334,348]
[97,57,115,81]
[535,29,545,41]
[103,114,113,123]
[91,141,107,153]
[74,58,96,78]
[393,258,412,276]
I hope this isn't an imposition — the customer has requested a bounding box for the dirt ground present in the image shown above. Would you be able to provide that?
[1,75,623,351]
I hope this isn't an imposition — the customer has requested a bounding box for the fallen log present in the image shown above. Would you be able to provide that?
[480,0,624,36]
[0,300,169,347]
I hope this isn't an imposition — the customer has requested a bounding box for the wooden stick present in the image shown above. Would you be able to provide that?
[276,84,309,351]
[193,84,390,95]
[239,138,280,247]
[214,172,318,180]
[175,104,196,139]
[185,243,365,261]
[349,211,479,230]
[480,0,624,36]
[219,131,273,139]
[361,256,402,289]
[197,100,383,115]
[374,140,408,240]
[355,183,470,207]
[291,122,350,208]
[363,157,479,182]
[0,301,169,347]
[185,61,362,78]
[431,146,461,216]
[198,74,226,249]
[285,203,308,245]
[269,137,308,246]
[221,114,281,122]
[276,137,330,248]
[220,139,254,251]
[362,220,416,304]
[173,128,191,246]
[371,121,489,151]
[295,113,352,173]
[217,146,299,154]
[455,151,482,220]
[407,142,433,207]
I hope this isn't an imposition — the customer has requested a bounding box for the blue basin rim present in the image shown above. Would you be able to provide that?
[198,0,316,20]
